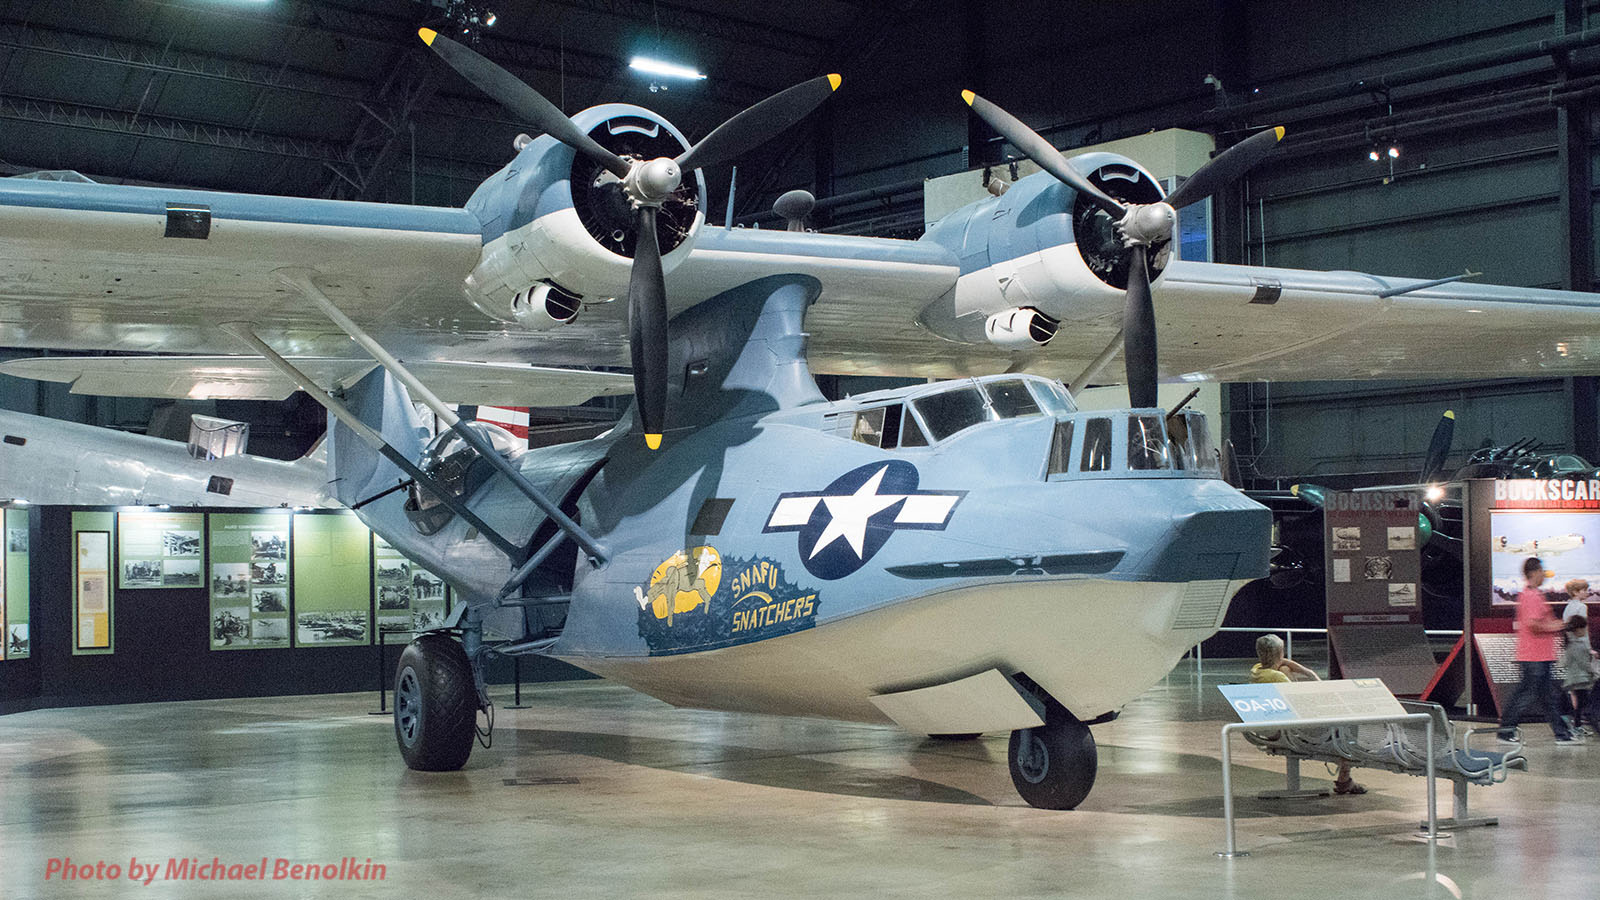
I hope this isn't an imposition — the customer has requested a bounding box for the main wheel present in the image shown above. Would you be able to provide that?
[394,633,477,771]
[1008,704,1097,809]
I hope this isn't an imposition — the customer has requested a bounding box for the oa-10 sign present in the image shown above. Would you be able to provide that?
[1218,678,1403,724]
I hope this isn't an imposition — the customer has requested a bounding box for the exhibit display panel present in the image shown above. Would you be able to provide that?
[293,512,372,647]
[71,511,114,655]
[374,535,449,637]
[2,507,29,659]
[209,512,292,650]
[117,510,205,590]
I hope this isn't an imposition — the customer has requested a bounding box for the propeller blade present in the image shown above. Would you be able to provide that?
[1164,125,1285,210]
[627,206,669,449]
[1123,245,1158,408]
[419,28,630,179]
[1419,409,1456,482]
[961,91,1124,216]
[676,74,842,173]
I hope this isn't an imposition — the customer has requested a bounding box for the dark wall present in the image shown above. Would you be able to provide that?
[0,506,588,717]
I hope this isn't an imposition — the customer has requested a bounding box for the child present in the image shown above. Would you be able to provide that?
[1561,615,1599,735]
[1251,634,1366,794]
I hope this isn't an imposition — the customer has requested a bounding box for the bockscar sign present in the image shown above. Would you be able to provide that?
[45,857,387,885]
[1493,478,1600,509]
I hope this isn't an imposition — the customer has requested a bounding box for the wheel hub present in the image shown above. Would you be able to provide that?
[1017,729,1050,783]
[396,666,422,748]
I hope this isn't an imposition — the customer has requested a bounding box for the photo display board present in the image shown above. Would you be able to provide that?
[374,536,449,638]
[293,512,372,647]
[72,511,115,654]
[2,507,30,659]
[209,512,292,650]
[1470,478,1600,616]
[117,511,205,590]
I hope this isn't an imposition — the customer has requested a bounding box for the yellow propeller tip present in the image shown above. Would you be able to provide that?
[418,27,437,46]
[645,433,662,450]
[961,89,976,106]
[1289,484,1301,496]
[827,73,842,91]
[1444,410,1456,419]
[1273,125,1286,140]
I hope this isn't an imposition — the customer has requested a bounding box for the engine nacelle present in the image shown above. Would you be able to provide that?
[917,152,1168,346]
[461,104,707,325]
[510,282,582,330]
[984,306,1058,349]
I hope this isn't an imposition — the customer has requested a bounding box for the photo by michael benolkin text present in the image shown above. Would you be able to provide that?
[44,856,388,885]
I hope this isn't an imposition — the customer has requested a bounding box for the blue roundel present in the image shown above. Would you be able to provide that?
[763,461,964,581]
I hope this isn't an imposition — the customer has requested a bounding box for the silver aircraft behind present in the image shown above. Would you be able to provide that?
[0,408,332,508]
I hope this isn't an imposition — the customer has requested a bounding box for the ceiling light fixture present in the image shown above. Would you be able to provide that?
[629,57,707,80]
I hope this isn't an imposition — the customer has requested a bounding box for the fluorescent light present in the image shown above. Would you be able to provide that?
[630,57,706,80]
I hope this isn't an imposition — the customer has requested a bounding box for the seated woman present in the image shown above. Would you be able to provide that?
[1251,634,1367,795]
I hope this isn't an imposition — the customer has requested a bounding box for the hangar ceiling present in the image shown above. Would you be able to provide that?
[4,0,1600,481]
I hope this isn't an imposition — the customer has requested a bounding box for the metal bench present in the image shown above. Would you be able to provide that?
[1243,699,1525,827]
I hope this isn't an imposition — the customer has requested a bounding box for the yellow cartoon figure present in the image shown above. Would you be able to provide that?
[634,546,722,625]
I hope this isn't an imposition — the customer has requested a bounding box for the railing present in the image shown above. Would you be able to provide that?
[1188,626,1465,677]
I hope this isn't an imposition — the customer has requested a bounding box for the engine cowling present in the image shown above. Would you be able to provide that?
[984,306,1059,349]
[917,152,1168,346]
[461,104,707,326]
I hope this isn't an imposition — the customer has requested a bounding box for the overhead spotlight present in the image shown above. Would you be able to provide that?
[1387,145,1400,159]
[1425,485,1445,503]
[1368,148,1380,162]
[484,11,496,26]
[630,56,707,81]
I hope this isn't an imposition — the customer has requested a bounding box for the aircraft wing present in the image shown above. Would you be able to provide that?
[0,355,633,407]
[1145,261,1600,382]
[0,177,639,369]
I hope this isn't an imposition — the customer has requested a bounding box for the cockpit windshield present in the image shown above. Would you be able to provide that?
[911,378,1051,442]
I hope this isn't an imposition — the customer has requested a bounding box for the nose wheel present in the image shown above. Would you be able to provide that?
[1008,703,1097,809]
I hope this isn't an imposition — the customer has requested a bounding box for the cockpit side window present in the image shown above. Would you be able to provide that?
[849,404,906,449]
[1047,420,1075,475]
[1128,415,1170,470]
[1080,417,1113,472]
[985,379,1042,418]
[914,386,992,441]
[900,409,930,447]
[851,407,886,447]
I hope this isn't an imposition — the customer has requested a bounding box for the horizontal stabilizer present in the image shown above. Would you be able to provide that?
[0,355,633,407]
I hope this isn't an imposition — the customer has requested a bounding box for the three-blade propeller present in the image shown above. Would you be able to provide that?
[420,28,840,449]
[963,90,1284,408]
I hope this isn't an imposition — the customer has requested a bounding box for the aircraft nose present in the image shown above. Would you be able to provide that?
[1137,500,1272,583]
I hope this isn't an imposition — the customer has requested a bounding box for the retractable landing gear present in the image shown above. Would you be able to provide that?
[394,633,477,771]
[1008,700,1098,810]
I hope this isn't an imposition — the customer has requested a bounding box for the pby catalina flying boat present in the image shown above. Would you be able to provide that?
[8,31,1600,808]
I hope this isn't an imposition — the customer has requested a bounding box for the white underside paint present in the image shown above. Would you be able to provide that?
[555,576,1245,732]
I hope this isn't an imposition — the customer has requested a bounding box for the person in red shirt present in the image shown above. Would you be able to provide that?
[1498,557,1580,744]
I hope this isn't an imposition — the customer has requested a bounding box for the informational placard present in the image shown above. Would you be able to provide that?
[1322,490,1436,693]
[3,507,28,659]
[209,512,292,650]
[1220,678,1405,724]
[374,536,449,637]
[293,512,372,647]
[72,511,115,654]
[117,511,205,590]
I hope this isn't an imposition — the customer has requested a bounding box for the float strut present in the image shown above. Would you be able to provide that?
[219,323,522,559]
[276,268,608,566]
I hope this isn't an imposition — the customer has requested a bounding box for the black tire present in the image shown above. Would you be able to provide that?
[1008,704,1097,810]
[928,733,984,741]
[394,633,477,772]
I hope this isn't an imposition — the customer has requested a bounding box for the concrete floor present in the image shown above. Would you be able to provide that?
[2,659,1596,899]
